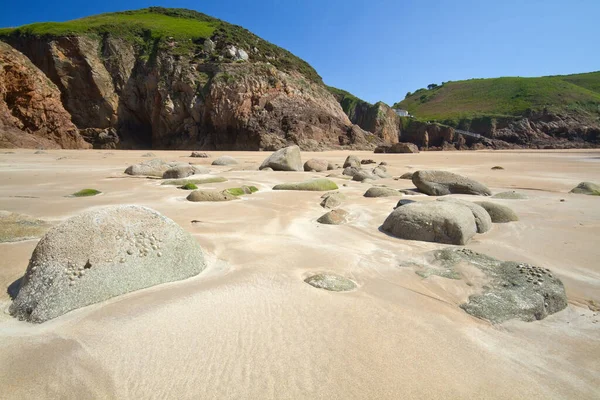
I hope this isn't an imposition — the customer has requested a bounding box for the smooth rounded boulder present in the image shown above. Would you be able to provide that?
[304,159,329,172]
[412,170,492,196]
[211,156,238,166]
[162,165,208,179]
[343,155,361,169]
[317,209,349,225]
[437,197,492,233]
[320,192,345,209]
[187,190,238,202]
[9,206,206,323]
[259,145,303,171]
[364,187,401,198]
[382,202,477,245]
[475,201,519,223]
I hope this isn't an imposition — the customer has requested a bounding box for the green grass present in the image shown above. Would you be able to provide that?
[161,177,227,186]
[394,71,600,122]
[71,189,101,197]
[0,7,323,83]
[180,183,199,190]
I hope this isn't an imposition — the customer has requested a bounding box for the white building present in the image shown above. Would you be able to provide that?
[394,109,410,117]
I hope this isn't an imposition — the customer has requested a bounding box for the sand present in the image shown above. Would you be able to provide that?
[0,149,598,399]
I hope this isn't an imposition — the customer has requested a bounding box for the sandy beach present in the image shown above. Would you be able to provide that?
[0,149,599,399]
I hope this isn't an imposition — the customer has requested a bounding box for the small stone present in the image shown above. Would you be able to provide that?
[127,249,133,255]
[69,276,75,281]
[69,281,75,286]
[157,252,162,257]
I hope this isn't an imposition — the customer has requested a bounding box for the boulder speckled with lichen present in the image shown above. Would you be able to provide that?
[9,205,206,323]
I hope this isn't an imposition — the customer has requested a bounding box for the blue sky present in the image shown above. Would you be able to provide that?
[1,0,599,104]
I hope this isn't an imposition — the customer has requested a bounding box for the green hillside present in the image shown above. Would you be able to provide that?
[0,7,322,83]
[394,71,600,123]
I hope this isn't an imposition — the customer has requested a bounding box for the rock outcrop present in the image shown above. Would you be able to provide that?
[0,42,90,149]
[1,9,378,150]
[9,205,206,322]
[412,170,492,196]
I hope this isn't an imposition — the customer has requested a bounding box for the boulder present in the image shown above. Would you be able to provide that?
[141,152,156,157]
[162,165,208,179]
[304,274,356,291]
[430,248,567,323]
[304,159,329,172]
[569,182,600,195]
[375,142,420,154]
[351,169,377,182]
[399,172,413,180]
[437,197,492,233]
[317,209,349,225]
[412,170,492,196]
[0,211,51,243]
[225,186,258,196]
[125,159,170,177]
[273,178,338,191]
[493,191,528,200]
[372,166,391,178]
[394,199,416,208]
[475,201,519,223]
[9,205,206,323]
[259,145,303,171]
[364,187,401,198]
[320,192,345,209]
[327,162,336,170]
[343,155,361,169]
[212,156,239,166]
[187,190,238,202]
[381,202,477,245]
[361,159,376,165]
[190,151,209,158]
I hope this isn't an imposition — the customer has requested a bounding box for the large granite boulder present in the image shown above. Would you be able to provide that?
[9,206,206,323]
[304,159,329,172]
[475,201,519,223]
[259,145,302,171]
[187,190,238,202]
[569,182,600,195]
[382,201,477,245]
[437,197,492,233]
[125,159,171,177]
[412,170,492,196]
[364,187,402,198]
[429,248,567,323]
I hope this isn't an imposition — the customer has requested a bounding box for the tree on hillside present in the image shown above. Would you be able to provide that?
[427,83,438,90]
[405,91,412,98]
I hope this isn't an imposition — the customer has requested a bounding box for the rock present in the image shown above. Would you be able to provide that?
[273,178,338,191]
[569,182,600,195]
[259,145,303,171]
[141,152,156,157]
[190,151,209,158]
[317,209,349,225]
[491,166,504,170]
[372,166,391,178]
[399,172,413,180]
[34,150,47,154]
[327,173,352,180]
[430,248,567,323]
[79,127,119,149]
[382,202,478,245]
[437,197,492,233]
[162,165,207,179]
[304,274,356,291]
[320,192,345,209]
[412,170,492,196]
[0,211,51,243]
[9,205,206,323]
[351,169,377,182]
[261,167,273,171]
[327,162,336,170]
[475,201,519,223]
[364,187,401,198]
[211,156,239,166]
[375,142,420,153]
[186,190,238,202]
[343,155,361,169]
[225,186,258,196]
[0,42,90,149]
[394,199,416,208]
[203,39,215,53]
[361,159,376,165]
[304,159,329,172]
[125,159,171,177]
[493,191,528,199]
[161,177,227,186]
[379,161,388,166]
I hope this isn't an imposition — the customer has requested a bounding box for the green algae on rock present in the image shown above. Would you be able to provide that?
[273,179,338,191]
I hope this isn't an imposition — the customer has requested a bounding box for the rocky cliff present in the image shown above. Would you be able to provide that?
[0,8,376,150]
[0,41,89,149]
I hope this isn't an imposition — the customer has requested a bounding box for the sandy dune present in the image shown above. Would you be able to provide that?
[0,149,599,399]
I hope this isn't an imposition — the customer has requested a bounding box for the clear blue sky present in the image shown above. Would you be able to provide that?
[1,0,599,105]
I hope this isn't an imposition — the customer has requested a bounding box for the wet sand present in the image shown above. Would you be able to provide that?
[0,149,599,399]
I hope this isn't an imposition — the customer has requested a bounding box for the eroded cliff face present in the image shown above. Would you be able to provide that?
[0,42,90,149]
[3,35,375,150]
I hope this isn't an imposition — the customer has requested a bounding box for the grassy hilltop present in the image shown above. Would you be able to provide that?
[394,71,600,124]
[0,7,322,83]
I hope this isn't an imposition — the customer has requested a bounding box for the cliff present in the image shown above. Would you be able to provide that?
[0,8,376,150]
[0,41,89,149]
